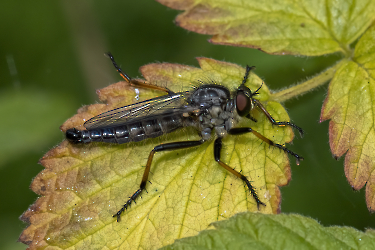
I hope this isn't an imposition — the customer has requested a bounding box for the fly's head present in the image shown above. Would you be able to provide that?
[235,83,262,117]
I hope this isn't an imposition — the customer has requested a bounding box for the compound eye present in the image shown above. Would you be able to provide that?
[236,92,251,117]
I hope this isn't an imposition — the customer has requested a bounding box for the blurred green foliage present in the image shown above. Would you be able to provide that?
[1,1,373,249]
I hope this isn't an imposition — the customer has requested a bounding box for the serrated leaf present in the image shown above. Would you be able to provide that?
[19,58,299,250]
[321,23,375,211]
[157,0,375,56]
[161,213,375,250]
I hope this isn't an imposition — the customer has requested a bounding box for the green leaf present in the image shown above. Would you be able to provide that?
[320,23,375,211]
[19,58,298,249]
[156,0,375,211]
[157,0,375,56]
[161,213,375,250]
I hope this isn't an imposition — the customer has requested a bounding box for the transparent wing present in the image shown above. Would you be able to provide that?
[84,91,191,129]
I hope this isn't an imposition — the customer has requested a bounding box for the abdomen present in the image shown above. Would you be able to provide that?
[66,115,184,144]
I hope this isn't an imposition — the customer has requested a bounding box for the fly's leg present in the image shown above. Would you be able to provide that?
[105,52,174,94]
[228,128,303,165]
[245,114,257,122]
[113,140,204,222]
[105,52,131,83]
[240,65,302,136]
[241,65,262,95]
[241,65,255,85]
[252,99,304,137]
[214,137,266,209]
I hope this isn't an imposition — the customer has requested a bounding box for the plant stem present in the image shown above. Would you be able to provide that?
[271,59,349,102]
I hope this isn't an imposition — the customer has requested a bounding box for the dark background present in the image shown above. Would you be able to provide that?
[1,1,373,249]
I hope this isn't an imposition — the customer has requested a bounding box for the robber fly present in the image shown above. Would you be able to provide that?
[66,53,304,222]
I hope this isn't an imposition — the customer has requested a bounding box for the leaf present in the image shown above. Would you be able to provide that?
[157,0,375,211]
[161,213,375,250]
[157,0,375,56]
[19,58,298,249]
[320,23,375,211]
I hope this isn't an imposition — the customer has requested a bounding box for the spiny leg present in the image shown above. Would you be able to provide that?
[246,113,257,123]
[113,139,204,222]
[214,137,266,209]
[242,65,256,86]
[105,52,132,83]
[105,52,174,94]
[240,65,301,136]
[252,99,304,137]
[228,128,303,165]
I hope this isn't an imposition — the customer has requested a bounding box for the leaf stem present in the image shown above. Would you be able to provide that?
[271,59,349,102]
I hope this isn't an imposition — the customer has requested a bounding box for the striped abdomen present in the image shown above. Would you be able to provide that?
[66,115,184,144]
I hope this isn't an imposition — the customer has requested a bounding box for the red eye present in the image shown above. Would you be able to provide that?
[236,92,251,116]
